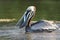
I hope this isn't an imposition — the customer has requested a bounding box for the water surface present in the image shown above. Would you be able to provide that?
[0,24,60,40]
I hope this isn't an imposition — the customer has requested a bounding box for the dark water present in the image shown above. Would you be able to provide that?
[0,24,60,40]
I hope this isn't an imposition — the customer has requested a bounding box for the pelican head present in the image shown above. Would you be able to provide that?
[16,6,36,28]
[27,6,36,12]
[24,6,36,22]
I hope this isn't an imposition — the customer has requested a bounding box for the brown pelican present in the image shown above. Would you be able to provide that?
[16,6,36,28]
[16,6,58,32]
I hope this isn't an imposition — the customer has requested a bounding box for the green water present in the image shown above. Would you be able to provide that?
[0,0,60,22]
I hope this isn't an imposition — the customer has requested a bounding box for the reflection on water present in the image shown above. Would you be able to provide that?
[25,32,56,40]
[0,26,25,40]
[0,24,60,40]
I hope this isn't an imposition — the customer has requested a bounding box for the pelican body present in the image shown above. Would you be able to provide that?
[16,6,58,32]
[30,20,58,32]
